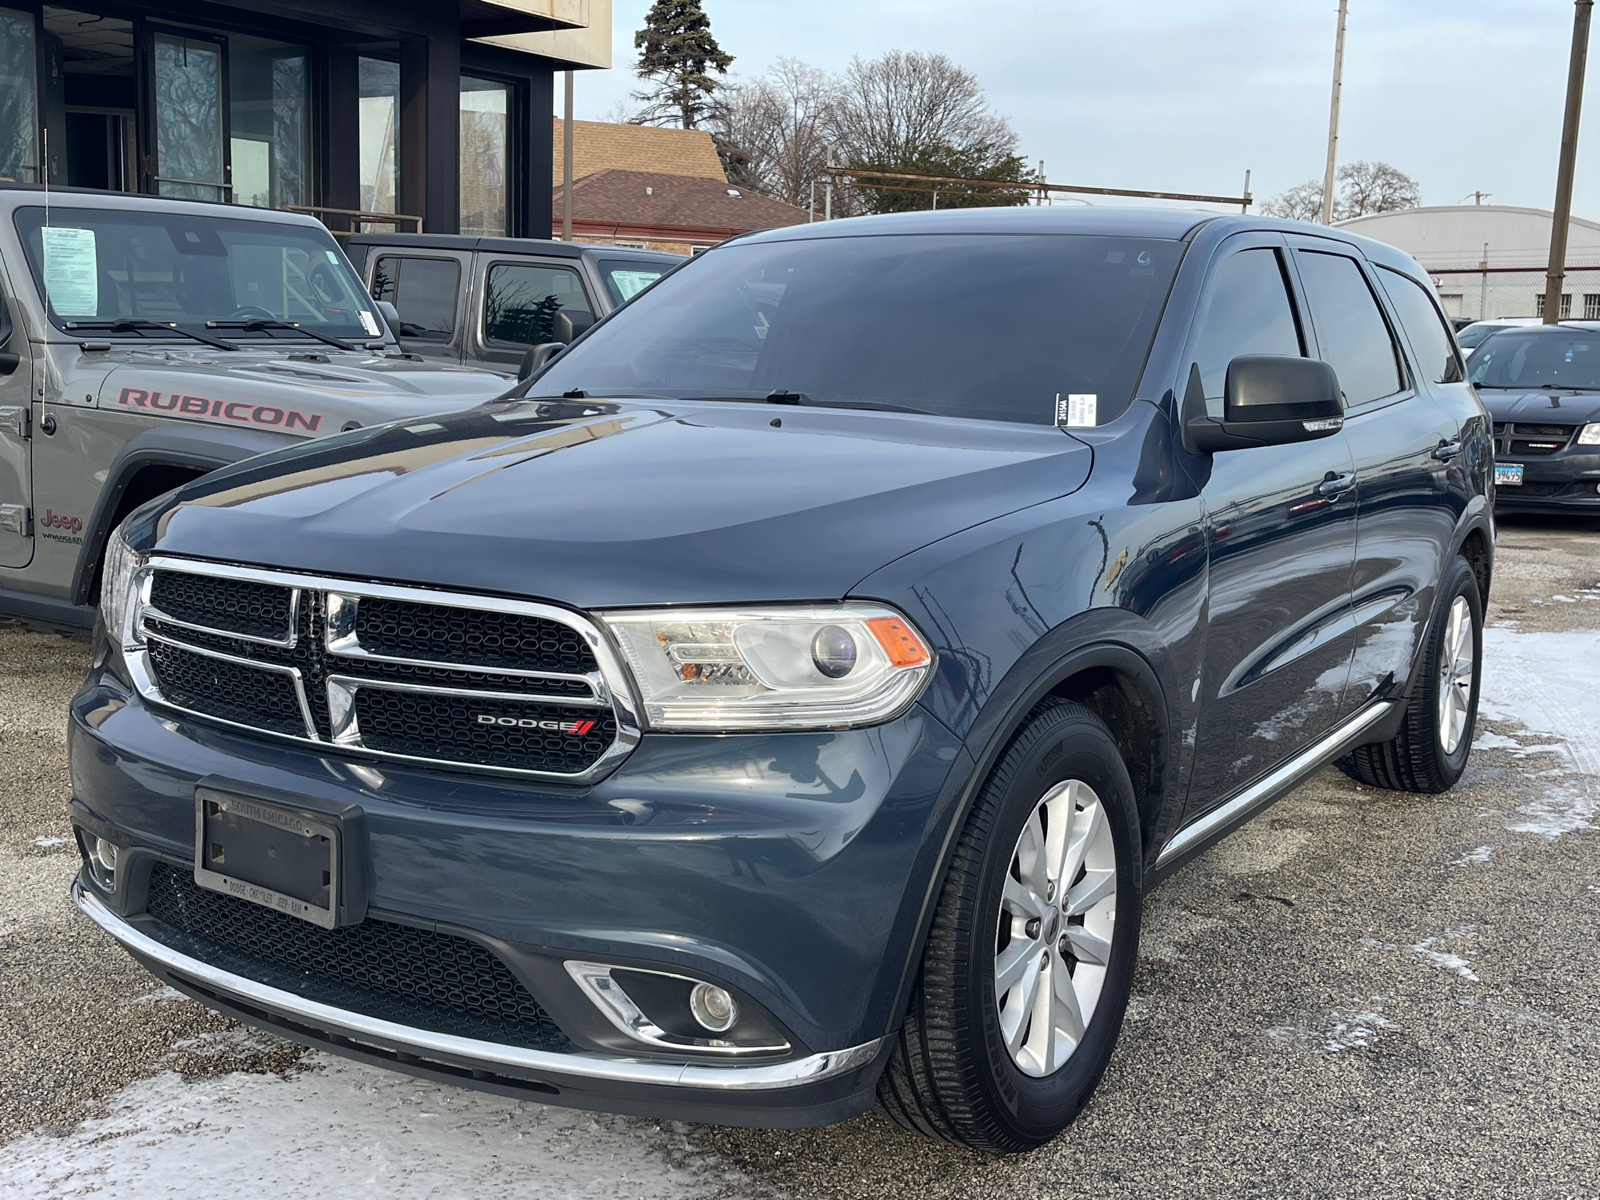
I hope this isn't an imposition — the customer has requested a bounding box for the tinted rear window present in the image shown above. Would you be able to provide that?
[529,234,1184,426]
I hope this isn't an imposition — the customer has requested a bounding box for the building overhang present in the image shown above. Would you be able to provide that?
[459,0,590,38]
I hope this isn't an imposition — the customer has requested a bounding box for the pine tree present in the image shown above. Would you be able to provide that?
[632,1,734,129]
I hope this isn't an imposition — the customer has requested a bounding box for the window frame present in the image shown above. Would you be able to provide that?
[471,255,596,367]
[368,251,467,351]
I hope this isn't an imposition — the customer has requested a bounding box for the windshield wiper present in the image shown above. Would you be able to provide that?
[64,318,238,352]
[207,319,364,353]
[677,391,934,415]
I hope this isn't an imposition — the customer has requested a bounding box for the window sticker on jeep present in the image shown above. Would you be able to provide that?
[1055,393,1097,428]
[358,310,381,337]
[41,227,98,316]
[116,387,323,432]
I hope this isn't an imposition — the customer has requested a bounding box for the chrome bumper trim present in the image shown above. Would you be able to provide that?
[1155,700,1396,869]
[72,881,880,1091]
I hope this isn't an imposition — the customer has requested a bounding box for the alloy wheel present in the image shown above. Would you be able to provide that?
[1436,595,1475,755]
[994,778,1118,1077]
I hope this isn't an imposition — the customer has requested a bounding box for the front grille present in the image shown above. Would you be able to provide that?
[149,570,293,641]
[144,863,569,1049]
[1495,422,1577,456]
[355,690,617,773]
[146,640,305,736]
[137,563,626,778]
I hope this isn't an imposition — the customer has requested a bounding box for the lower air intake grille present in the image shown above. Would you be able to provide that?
[144,863,569,1050]
[146,640,305,736]
[353,690,615,774]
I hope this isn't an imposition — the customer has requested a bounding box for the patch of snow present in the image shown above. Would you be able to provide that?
[0,1056,736,1200]
[1267,999,1394,1053]
[126,985,186,1007]
[1508,780,1597,839]
[1447,845,1492,871]
[1472,730,1523,751]
[30,836,71,849]
[1410,934,1480,982]
[1553,594,1577,603]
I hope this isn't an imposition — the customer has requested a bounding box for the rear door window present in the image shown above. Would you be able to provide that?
[1294,250,1404,407]
[1192,247,1305,416]
[1377,266,1464,385]
[482,262,592,347]
[370,255,460,342]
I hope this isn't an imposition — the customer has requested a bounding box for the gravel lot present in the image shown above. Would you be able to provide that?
[2,514,1597,1199]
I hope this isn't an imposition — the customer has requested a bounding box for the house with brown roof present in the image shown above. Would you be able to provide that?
[550,121,811,251]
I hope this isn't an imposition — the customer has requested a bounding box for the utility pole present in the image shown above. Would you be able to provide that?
[1320,0,1350,225]
[1545,0,1592,324]
[824,145,834,220]
[1241,168,1252,214]
[562,71,575,242]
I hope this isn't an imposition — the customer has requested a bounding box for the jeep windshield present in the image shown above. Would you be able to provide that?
[14,206,381,343]
[527,233,1185,426]
[1468,328,1600,390]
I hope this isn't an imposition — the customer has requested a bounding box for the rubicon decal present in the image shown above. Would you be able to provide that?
[42,509,84,532]
[476,714,597,735]
[117,387,323,432]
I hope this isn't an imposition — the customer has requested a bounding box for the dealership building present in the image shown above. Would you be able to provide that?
[0,0,609,237]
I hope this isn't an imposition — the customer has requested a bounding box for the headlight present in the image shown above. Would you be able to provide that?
[1578,422,1600,445]
[599,604,933,731]
[99,525,147,651]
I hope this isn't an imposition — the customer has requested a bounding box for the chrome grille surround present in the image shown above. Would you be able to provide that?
[128,556,641,781]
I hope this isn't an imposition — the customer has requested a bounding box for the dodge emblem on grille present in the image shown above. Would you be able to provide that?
[476,714,596,735]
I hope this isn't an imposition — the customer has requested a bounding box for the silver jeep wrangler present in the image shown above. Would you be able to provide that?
[0,186,514,630]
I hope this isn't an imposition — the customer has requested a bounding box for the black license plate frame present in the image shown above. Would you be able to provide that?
[194,787,342,929]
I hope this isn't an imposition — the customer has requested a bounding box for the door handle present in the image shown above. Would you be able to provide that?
[1316,471,1355,497]
[1431,440,1462,461]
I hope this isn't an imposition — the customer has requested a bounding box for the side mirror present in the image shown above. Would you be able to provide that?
[1186,355,1344,454]
[551,308,595,344]
[374,300,401,334]
[517,342,566,382]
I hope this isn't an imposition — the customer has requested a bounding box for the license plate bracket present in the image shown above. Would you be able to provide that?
[194,787,342,929]
[1495,462,1524,486]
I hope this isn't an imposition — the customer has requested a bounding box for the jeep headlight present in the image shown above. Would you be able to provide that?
[99,525,148,652]
[1578,421,1600,445]
[599,604,933,730]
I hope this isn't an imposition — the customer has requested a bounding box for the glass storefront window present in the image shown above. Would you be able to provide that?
[0,8,40,183]
[153,33,227,201]
[229,34,310,209]
[359,58,400,216]
[460,76,509,236]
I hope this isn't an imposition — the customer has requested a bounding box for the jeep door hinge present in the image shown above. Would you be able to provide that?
[0,405,28,439]
[0,504,29,536]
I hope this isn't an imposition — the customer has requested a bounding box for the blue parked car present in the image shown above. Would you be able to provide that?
[69,206,1492,1151]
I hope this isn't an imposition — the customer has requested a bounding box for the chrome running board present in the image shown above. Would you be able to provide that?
[1154,700,1396,871]
[72,882,880,1091]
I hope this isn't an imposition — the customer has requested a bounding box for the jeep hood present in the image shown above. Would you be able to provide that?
[151,398,1093,607]
[93,346,510,436]
[1477,388,1600,424]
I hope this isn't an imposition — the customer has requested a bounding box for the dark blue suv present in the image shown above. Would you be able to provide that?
[68,207,1492,1152]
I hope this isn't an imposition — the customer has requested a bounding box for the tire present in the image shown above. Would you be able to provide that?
[877,699,1142,1152]
[1337,555,1483,794]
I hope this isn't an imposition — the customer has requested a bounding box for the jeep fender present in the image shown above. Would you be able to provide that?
[71,425,298,606]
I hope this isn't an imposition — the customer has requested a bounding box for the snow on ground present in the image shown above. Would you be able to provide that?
[0,1053,741,1200]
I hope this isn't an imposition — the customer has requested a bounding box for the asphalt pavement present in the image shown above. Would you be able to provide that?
[2,513,1597,1199]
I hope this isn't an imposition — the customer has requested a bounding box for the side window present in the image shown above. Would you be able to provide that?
[483,263,592,347]
[1192,247,1304,416]
[370,255,459,341]
[1378,266,1464,385]
[1294,251,1404,407]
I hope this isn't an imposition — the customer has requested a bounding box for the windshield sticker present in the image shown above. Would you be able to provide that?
[117,387,323,432]
[1056,393,1097,428]
[42,227,99,316]
[358,310,381,337]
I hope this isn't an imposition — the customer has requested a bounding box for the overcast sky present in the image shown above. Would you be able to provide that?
[575,0,1600,217]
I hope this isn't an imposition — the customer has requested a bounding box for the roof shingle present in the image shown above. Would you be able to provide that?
[554,169,810,233]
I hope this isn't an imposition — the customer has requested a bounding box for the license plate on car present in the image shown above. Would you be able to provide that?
[194,787,340,928]
[1495,463,1524,487]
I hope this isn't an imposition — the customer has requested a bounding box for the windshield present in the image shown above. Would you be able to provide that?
[14,206,381,340]
[530,233,1185,426]
[1468,330,1600,390]
[1455,323,1508,349]
[597,258,677,306]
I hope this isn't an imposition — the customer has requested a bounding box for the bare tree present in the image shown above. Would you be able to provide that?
[709,59,836,208]
[1261,180,1325,221]
[1335,161,1420,219]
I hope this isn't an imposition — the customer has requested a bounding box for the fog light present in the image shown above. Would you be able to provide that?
[689,982,739,1033]
[92,837,119,875]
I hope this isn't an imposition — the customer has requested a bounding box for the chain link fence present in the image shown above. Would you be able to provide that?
[1428,266,1600,322]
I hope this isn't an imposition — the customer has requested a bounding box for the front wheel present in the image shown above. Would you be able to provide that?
[877,700,1142,1152]
[1337,555,1483,793]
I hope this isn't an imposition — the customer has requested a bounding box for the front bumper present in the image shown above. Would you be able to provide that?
[1494,448,1600,511]
[68,671,967,1126]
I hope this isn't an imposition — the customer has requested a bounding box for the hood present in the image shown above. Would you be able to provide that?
[151,398,1094,607]
[91,345,510,437]
[1476,388,1600,424]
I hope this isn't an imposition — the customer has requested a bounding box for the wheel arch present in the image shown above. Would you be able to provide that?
[71,426,297,606]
